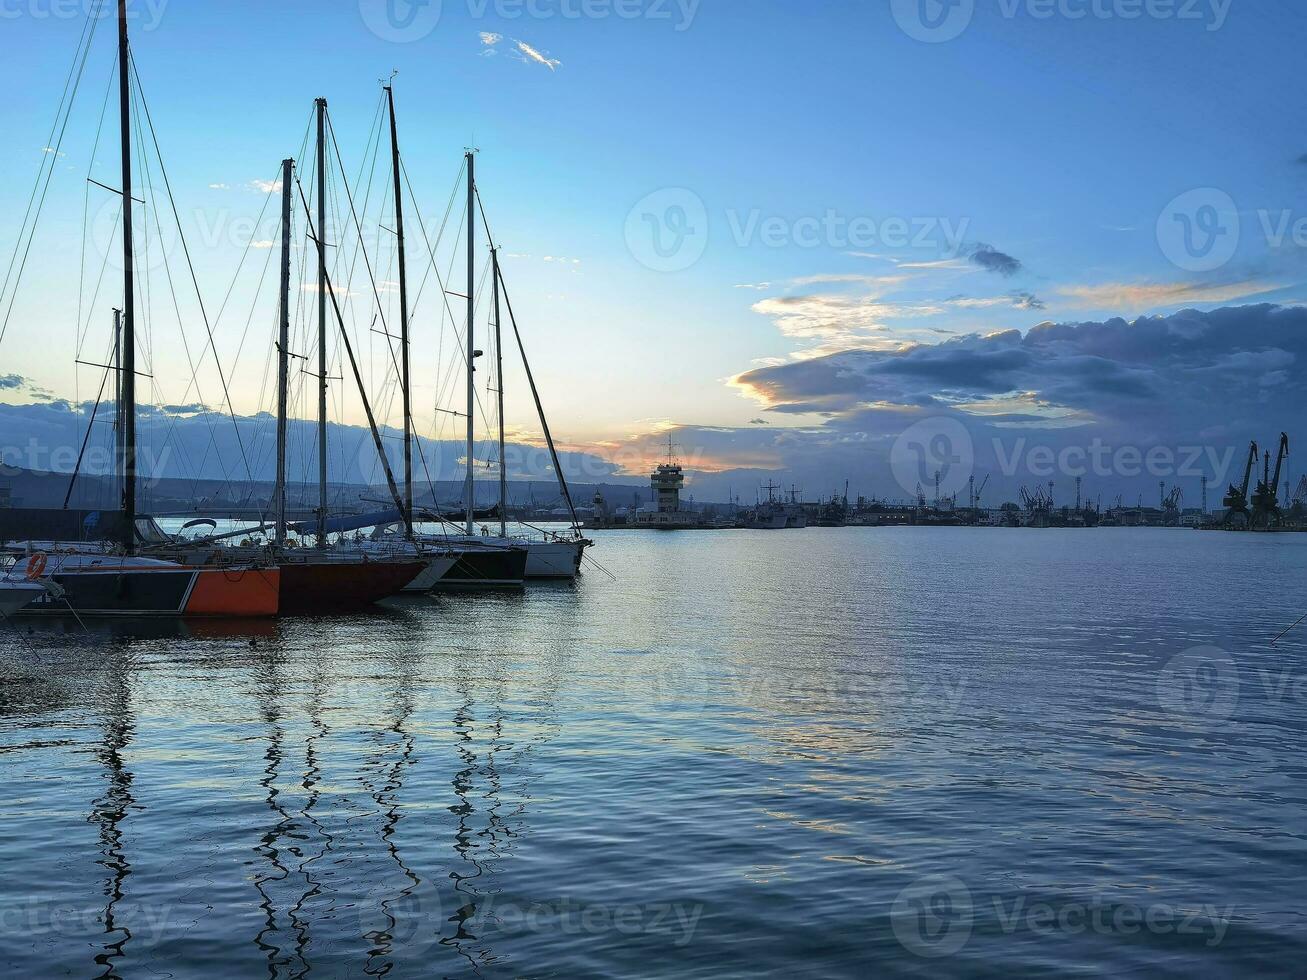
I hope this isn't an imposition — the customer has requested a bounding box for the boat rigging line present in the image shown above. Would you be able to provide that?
[129,53,255,489]
[0,2,102,352]
[474,189,582,531]
[293,175,408,525]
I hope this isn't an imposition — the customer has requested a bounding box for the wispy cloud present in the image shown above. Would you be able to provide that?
[751,292,940,353]
[734,282,772,291]
[788,273,908,288]
[249,178,282,195]
[1058,279,1283,311]
[946,290,1046,311]
[514,40,561,71]
[209,182,230,190]
[480,31,503,46]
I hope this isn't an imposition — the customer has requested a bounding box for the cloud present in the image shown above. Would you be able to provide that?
[675,303,1307,502]
[249,178,282,195]
[899,257,971,270]
[731,304,1305,429]
[514,40,561,71]
[480,31,503,45]
[1058,279,1282,312]
[945,292,1045,312]
[42,147,65,158]
[0,374,25,390]
[789,273,908,288]
[749,418,771,425]
[750,292,940,349]
[0,401,624,487]
[967,243,1023,277]
[209,183,230,190]
[735,283,772,291]
[847,252,971,271]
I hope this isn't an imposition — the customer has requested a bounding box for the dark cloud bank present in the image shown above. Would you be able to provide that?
[703,304,1306,503]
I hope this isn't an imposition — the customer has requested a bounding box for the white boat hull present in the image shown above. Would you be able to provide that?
[524,539,586,579]
[0,581,45,616]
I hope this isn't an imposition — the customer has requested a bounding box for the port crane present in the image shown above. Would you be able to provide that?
[1251,433,1289,529]
[1162,485,1184,526]
[1223,440,1258,528]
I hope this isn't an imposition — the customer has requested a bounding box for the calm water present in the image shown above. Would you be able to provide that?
[2,527,1306,978]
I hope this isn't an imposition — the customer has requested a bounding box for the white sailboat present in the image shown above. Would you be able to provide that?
[454,181,591,579]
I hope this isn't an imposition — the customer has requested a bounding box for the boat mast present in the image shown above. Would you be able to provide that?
[386,85,414,539]
[113,307,123,506]
[465,151,476,536]
[492,247,506,538]
[315,97,328,547]
[495,265,582,531]
[274,158,293,548]
[117,0,137,555]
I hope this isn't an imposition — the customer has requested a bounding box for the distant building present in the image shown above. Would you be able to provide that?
[632,439,706,530]
[0,485,10,509]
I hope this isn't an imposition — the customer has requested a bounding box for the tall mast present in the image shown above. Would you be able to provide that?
[386,85,414,539]
[117,0,136,554]
[315,97,328,547]
[492,248,507,538]
[495,265,582,531]
[465,151,476,535]
[274,158,293,547]
[113,307,123,506]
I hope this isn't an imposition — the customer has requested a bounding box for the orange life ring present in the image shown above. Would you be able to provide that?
[25,553,48,581]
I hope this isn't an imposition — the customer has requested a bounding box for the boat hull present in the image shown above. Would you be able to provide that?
[0,583,44,616]
[19,565,280,618]
[524,540,586,579]
[276,559,428,613]
[436,546,528,588]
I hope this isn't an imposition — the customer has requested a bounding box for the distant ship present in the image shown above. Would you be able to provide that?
[744,482,790,529]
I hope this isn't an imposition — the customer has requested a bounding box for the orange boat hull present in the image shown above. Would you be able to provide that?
[185,567,281,617]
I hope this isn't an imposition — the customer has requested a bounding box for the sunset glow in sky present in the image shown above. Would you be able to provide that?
[2,1,1306,500]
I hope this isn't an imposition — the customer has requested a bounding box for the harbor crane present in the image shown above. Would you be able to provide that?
[1251,433,1290,530]
[1223,440,1258,528]
[1162,485,1184,526]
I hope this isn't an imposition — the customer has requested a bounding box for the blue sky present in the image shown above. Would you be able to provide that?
[2,1,1306,502]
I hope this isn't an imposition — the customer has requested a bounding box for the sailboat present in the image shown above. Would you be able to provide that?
[2,0,281,618]
[410,155,589,581]
[365,143,529,589]
[160,138,443,612]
